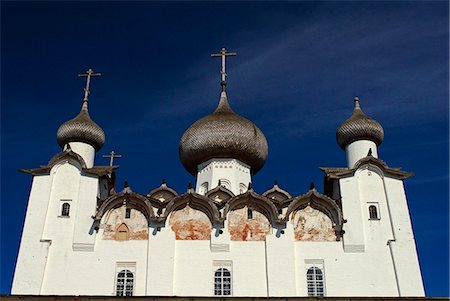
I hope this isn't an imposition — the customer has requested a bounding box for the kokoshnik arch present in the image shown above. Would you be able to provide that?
[12,49,424,297]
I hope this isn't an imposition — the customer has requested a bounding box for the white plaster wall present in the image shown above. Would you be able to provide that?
[340,177,366,252]
[68,142,95,168]
[265,226,297,296]
[293,241,398,296]
[346,140,378,168]
[383,177,425,296]
[146,223,176,295]
[12,175,53,294]
[196,159,251,195]
[72,175,99,250]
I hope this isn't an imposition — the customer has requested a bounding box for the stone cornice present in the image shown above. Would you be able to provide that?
[320,155,414,180]
[20,150,117,177]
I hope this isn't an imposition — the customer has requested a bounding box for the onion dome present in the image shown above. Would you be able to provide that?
[57,101,105,151]
[179,91,268,175]
[336,97,384,149]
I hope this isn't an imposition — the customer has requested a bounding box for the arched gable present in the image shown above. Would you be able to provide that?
[96,189,154,224]
[205,185,235,206]
[169,205,212,240]
[147,182,178,203]
[223,190,281,225]
[262,182,292,207]
[285,189,344,240]
[161,192,221,226]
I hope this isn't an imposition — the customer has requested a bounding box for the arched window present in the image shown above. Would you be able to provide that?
[239,183,247,194]
[61,203,70,217]
[199,182,209,195]
[125,208,131,219]
[219,179,231,190]
[307,267,325,296]
[116,269,134,296]
[214,268,231,296]
[369,205,378,219]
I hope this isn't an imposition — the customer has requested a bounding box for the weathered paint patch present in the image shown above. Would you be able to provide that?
[169,205,212,240]
[103,207,148,240]
[292,205,336,241]
[228,207,271,241]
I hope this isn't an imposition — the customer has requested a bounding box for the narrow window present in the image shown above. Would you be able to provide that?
[307,267,325,296]
[116,269,134,296]
[61,203,70,217]
[369,205,378,219]
[239,183,247,194]
[214,268,231,296]
[247,208,253,219]
[125,208,131,219]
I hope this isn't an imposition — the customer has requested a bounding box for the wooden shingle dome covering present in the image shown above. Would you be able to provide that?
[336,97,384,149]
[57,101,105,151]
[179,91,268,175]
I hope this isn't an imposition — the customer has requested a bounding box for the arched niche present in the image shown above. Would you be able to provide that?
[168,204,212,240]
[102,206,148,241]
[291,205,336,241]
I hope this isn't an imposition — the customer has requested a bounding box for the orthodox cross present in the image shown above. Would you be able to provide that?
[211,48,236,90]
[102,150,122,166]
[78,68,101,102]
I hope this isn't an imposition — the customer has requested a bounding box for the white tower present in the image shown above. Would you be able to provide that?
[322,96,425,296]
[179,48,268,195]
[12,69,108,294]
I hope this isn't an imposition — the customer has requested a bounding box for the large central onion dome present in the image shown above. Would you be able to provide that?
[336,97,384,149]
[57,101,105,151]
[179,91,268,175]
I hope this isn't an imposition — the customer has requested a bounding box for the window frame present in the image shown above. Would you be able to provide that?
[213,260,232,296]
[305,260,326,297]
[115,262,136,296]
[58,199,71,218]
[367,202,381,220]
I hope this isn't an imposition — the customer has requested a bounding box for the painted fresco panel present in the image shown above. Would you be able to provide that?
[228,206,271,241]
[169,205,212,240]
[102,207,148,240]
[292,205,336,241]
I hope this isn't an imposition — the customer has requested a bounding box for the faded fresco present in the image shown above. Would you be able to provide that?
[228,206,271,241]
[291,205,336,241]
[169,205,212,240]
[102,207,148,240]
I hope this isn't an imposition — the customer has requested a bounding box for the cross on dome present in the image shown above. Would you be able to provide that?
[211,48,236,91]
[78,68,101,105]
[102,150,123,166]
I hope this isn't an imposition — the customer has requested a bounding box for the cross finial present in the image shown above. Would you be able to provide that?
[211,48,237,91]
[78,68,101,104]
[102,150,122,166]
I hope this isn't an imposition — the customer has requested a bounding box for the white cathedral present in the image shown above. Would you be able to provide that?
[12,49,424,297]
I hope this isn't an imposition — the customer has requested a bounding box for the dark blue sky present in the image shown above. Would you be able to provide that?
[1,1,448,296]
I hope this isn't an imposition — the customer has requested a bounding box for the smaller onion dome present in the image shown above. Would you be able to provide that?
[336,97,384,149]
[179,91,268,175]
[57,101,105,151]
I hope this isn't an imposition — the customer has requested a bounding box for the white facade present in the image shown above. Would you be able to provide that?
[12,149,425,297]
